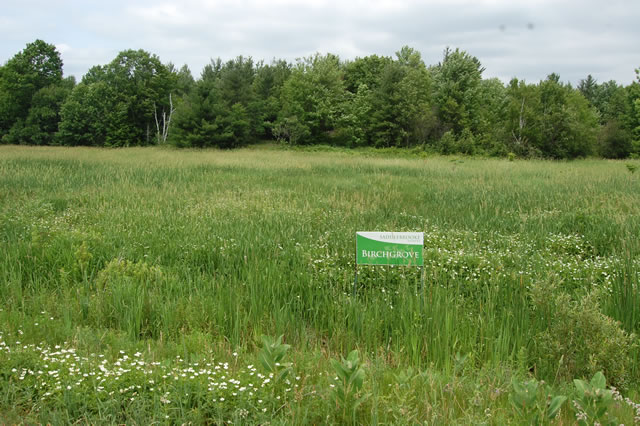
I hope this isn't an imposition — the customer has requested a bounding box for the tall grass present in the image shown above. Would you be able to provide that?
[1,145,639,422]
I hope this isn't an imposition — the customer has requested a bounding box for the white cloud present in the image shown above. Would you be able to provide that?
[1,0,639,84]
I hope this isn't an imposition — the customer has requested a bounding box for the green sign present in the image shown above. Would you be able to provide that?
[356,232,424,266]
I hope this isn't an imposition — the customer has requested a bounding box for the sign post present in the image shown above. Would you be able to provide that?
[354,232,424,295]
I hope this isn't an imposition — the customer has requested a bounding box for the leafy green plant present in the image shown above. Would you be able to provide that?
[393,366,416,388]
[572,371,617,426]
[509,377,566,424]
[625,163,637,174]
[73,240,93,282]
[453,351,470,376]
[330,350,370,423]
[531,289,637,388]
[257,335,292,382]
[91,258,165,339]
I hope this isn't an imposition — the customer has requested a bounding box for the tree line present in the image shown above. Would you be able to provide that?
[1,39,639,158]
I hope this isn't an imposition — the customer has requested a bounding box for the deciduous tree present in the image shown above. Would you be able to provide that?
[0,39,64,142]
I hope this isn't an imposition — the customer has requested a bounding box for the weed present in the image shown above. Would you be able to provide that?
[330,350,370,423]
[509,377,566,424]
[257,335,292,383]
[572,371,617,425]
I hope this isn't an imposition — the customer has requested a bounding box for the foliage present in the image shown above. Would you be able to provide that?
[627,75,640,156]
[366,47,437,148]
[57,49,174,146]
[432,47,484,137]
[251,60,291,139]
[572,371,618,425]
[531,289,637,388]
[330,350,369,423]
[509,377,566,424]
[599,119,633,158]
[257,335,292,383]
[56,81,111,146]
[537,75,598,158]
[0,40,67,144]
[275,53,345,145]
[169,57,256,148]
[2,40,640,158]
[503,75,599,158]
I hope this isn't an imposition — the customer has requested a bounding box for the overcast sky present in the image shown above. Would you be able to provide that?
[2,0,639,86]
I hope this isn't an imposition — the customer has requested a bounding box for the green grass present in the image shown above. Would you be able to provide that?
[1,145,639,423]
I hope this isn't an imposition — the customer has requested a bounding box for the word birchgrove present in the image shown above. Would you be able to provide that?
[361,250,420,259]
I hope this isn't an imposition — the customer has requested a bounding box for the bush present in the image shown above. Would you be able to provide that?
[455,128,476,155]
[598,119,632,159]
[437,130,456,155]
[530,288,637,389]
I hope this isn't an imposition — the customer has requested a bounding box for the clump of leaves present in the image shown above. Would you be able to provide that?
[625,163,637,174]
[96,258,163,289]
[258,335,292,382]
[330,350,369,423]
[509,377,566,424]
[572,371,617,426]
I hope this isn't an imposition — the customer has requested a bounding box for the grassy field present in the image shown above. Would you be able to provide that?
[1,145,639,424]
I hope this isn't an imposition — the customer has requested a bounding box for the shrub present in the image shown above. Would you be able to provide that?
[531,289,637,388]
[437,130,456,155]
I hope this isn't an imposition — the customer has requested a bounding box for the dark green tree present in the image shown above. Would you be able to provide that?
[251,59,291,139]
[169,63,196,97]
[367,60,407,147]
[0,39,65,143]
[577,74,598,104]
[57,81,112,146]
[169,57,257,148]
[538,74,598,158]
[18,76,76,145]
[367,47,436,148]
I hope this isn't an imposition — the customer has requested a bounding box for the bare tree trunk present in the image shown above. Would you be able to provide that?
[154,103,161,144]
[511,97,526,149]
[154,93,176,145]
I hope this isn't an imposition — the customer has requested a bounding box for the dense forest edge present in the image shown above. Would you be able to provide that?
[1,39,640,158]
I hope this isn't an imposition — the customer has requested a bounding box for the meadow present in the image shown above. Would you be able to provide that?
[1,145,639,424]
